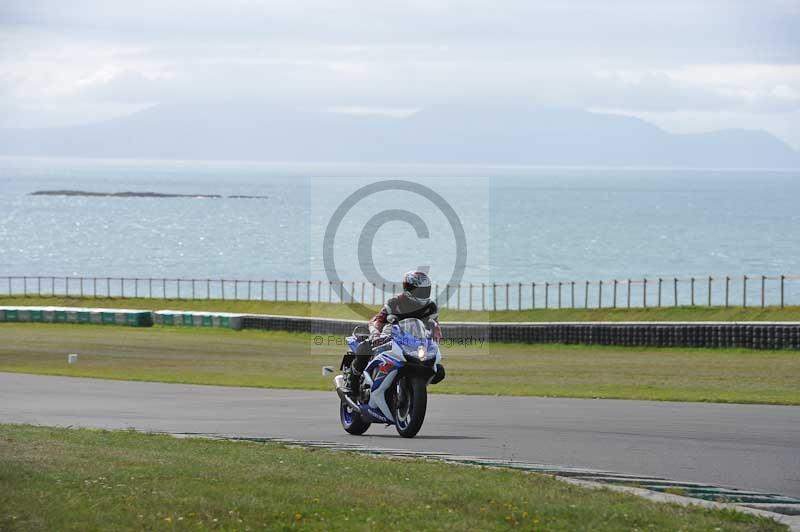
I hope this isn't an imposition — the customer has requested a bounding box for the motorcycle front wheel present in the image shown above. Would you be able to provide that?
[393,375,428,438]
[340,401,370,435]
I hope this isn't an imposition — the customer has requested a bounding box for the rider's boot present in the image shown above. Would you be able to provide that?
[341,367,360,395]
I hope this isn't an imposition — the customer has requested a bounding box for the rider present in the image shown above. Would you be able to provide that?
[343,271,443,393]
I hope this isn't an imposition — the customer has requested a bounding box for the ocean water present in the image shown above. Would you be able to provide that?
[1,156,799,306]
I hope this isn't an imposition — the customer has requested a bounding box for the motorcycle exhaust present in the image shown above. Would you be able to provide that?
[334,375,361,412]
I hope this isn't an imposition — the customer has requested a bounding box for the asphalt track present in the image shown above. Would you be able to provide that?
[2,372,799,498]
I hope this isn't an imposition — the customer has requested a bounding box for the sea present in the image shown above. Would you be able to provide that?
[1,156,799,306]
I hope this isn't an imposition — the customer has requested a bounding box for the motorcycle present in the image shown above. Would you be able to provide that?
[334,317,445,438]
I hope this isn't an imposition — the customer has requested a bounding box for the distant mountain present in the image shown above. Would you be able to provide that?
[1,103,798,168]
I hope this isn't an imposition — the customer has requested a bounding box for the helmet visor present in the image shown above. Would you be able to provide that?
[409,284,431,300]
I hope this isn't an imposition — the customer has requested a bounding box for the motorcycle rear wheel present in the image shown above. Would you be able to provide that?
[393,375,427,438]
[340,401,370,435]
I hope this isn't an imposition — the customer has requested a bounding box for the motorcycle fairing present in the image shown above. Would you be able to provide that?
[364,352,404,422]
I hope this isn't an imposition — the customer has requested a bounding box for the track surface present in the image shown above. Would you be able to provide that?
[2,372,799,497]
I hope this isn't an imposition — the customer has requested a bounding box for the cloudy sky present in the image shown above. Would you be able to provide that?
[2,0,799,147]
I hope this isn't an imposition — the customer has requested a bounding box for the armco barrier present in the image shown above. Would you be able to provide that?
[0,306,152,327]
[153,310,245,329]
[239,315,800,350]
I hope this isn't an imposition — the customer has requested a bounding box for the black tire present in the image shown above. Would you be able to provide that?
[340,401,370,435]
[393,375,427,438]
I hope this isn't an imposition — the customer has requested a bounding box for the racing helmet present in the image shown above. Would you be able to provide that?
[402,271,432,305]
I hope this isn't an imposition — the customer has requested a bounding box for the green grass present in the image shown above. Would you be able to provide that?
[1,323,798,404]
[0,424,785,531]
[3,295,800,322]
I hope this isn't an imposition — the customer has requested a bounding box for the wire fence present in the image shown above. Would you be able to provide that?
[2,274,799,310]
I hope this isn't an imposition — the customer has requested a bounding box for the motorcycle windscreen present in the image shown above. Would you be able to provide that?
[397,318,428,340]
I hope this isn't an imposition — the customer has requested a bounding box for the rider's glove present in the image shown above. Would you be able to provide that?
[431,321,443,342]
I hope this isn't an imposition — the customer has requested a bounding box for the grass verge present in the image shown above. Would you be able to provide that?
[1,323,798,404]
[0,424,785,531]
[2,296,800,322]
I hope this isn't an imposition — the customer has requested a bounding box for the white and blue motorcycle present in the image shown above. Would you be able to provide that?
[334,318,445,438]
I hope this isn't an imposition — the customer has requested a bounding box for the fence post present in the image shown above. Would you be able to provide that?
[23,276,27,297]
[673,278,678,307]
[307,281,311,303]
[598,280,603,309]
[288,280,292,302]
[80,277,85,298]
[65,277,69,297]
[725,276,730,307]
[742,275,747,307]
[482,283,486,311]
[761,275,765,308]
[518,283,522,311]
[657,278,662,307]
[329,281,333,303]
[690,277,695,306]
[627,279,631,308]
[570,281,575,309]
[93,277,97,298]
[781,275,785,308]
[6,276,9,296]
[505,283,509,311]
[492,283,497,311]
[708,276,712,306]
[584,281,589,308]
[532,282,536,309]
[557,282,562,309]
[545,282,549,309]
[260,280,264,301]
[446,284,450,309]
[318,280,323,303]
[612,279,618,308]
[37,276,41,297]
[643,278,647,308]
[469,283,473,311]
[177,279,182,300]
[221,279,225,300]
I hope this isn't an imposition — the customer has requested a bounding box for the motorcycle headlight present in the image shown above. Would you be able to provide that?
[416,345,426,360]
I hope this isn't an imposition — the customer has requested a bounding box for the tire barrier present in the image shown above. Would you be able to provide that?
[2,306,799,349]
[240,315,800,350]
[241,314,361,336]
[153,310,244,330]
[0,306,153,327]
[442,322,800,350]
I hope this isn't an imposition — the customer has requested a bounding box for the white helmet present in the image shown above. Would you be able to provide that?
[402,270,432,305]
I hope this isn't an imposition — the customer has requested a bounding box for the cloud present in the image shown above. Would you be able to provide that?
[0,0,798,145]
[75,69,166,103]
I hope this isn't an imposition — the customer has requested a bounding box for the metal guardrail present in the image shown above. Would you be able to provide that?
[1,274,798,310]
